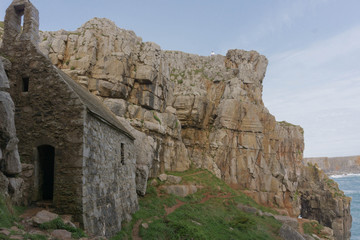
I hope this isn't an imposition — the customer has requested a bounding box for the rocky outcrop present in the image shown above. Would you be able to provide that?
[0,17,351,239]
[0,55,22,200]
[304,156,360,175]
[36,19,305,216]
[299,163,352,240]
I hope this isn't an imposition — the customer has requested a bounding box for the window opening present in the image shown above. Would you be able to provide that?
[121,143,125,165]
[14,4,25,33]
[22,77,29,92]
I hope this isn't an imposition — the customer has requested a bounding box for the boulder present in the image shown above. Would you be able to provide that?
[33,210,59,225]
[51,229,72,240]
[273,215,299,230]
[166,175,182,184]
[279,224,305,240]
[158,174,168,182]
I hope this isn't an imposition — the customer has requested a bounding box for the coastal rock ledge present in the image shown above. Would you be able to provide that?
[0,1,352,239]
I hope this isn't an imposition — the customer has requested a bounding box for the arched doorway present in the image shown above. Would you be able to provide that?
[37,145,55,200]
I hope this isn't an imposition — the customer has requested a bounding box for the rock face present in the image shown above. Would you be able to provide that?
[304,156,360,175]
[299,164,352,240]
[37,19,305,216]
[0,54,22,200]
[0,13,352,240]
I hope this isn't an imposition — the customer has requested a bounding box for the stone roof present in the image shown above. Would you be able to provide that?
[57,69,135,140]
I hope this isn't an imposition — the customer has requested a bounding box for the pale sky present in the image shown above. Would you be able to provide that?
[1,0,359,157]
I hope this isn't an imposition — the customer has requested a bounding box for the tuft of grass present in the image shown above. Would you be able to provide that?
[0,21,4,28]
[0,195,25,228]
[303,221,324,237]
[70,66,76,70]
[153,112,161,124]
[40,217,86,239]
[23,233,47,240]
[177,79,183,84]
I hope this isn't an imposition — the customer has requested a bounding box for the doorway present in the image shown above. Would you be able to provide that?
[37,145,55,200]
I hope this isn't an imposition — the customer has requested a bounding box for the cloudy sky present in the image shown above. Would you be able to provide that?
[1,0,359,157]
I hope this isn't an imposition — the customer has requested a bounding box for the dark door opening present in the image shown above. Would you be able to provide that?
[38,145,55,200]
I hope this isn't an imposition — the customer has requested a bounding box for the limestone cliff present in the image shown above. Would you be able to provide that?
[304,156,360,175]
[0,17,352,239]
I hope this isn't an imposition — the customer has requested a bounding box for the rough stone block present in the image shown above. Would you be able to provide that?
[33,210,59,225]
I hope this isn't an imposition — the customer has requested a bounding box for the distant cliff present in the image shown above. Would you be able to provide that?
[304,156,360,175]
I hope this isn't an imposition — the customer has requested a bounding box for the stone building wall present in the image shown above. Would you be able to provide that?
[82,113,138,237]
[1,0,85,220]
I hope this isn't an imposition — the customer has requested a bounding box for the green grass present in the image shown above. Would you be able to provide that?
[153,112,161,124]
[23,233,47,240]
[0,21,4,28]
[40,217,86,239]
[303,221,324,237]
[0,195,25,228]
[112,169,282,240]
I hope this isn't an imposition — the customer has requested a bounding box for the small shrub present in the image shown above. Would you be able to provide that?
[70,66,75,70]
[229,214,255,230]
[153,112,161,124]
[177,79,183,84]
[65,60,70,65]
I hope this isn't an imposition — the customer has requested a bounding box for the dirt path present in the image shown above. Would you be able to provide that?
[200,192,232,203]
[182,170,206,177]
[297,218,311,235]
[132,220,142,240]
[165,199,185,215]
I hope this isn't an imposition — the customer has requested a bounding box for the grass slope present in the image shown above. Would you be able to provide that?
[113,169,282,240]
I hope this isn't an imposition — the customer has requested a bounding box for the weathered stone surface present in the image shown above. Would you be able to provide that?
[83,114,138,236]
[0,171,9,195]
[161,185,197,197]
[273,215,299,230]
[32,210,58,225]
[0,229,10,236]
[299,164,352,240]
[0,61,21,176]
[279,224,305,240]
[8,177,23,204]
[236,204,258,214]
[0,57,9,89]
[158,174,168,182]
[51,229,72,240]
[166,175,182,184]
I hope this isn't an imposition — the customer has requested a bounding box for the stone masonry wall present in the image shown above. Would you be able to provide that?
[1,0,85,221]
[83,113,138,237]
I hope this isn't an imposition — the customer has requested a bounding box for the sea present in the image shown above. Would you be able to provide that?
[331,174,360,240]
